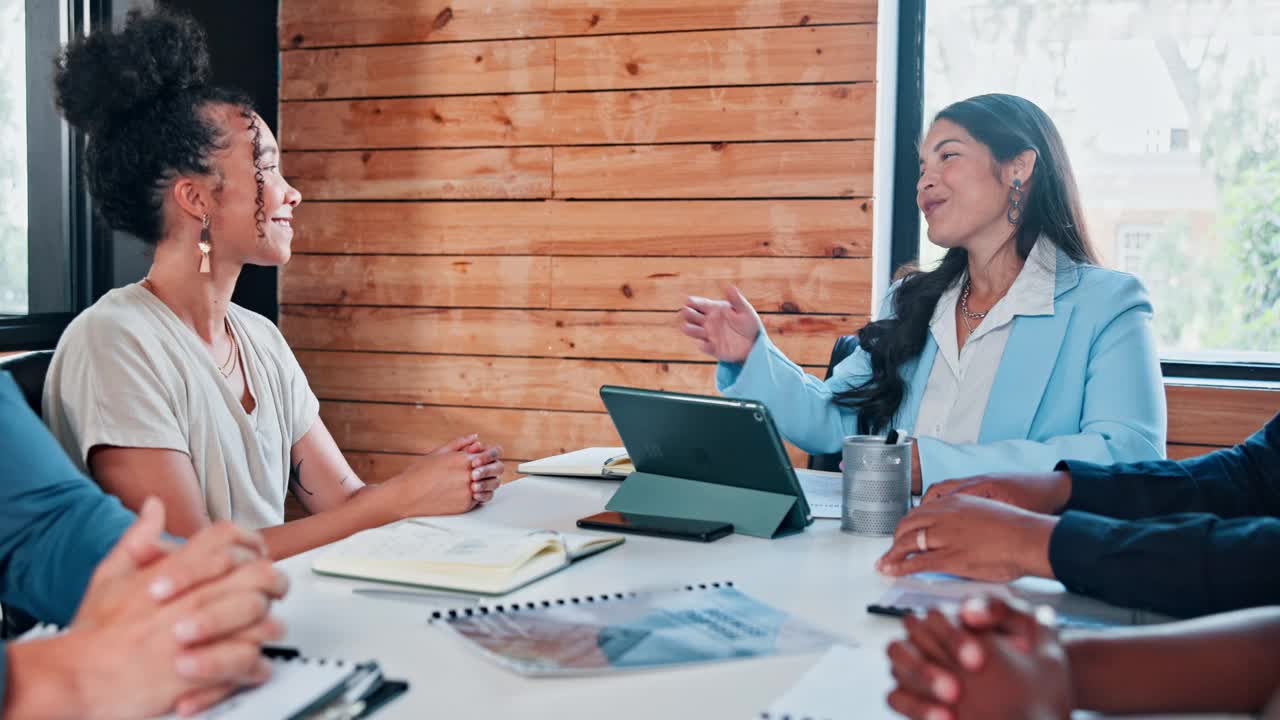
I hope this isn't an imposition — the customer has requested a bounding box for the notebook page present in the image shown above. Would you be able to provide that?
[517,447,628,477]
[760,645,895,720]
[151,659,355,720]
[320,520,563,570]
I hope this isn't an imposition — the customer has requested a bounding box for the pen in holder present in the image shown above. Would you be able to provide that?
[840,434,913,536]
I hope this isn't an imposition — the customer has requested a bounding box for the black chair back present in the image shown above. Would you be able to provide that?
[0,350,54,638]
[807,335,859,472]
[0,350,54,416]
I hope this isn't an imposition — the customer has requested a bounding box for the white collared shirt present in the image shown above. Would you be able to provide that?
[912,239,1058,445]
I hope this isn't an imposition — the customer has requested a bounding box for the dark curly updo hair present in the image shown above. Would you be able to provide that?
[54,8,265,245]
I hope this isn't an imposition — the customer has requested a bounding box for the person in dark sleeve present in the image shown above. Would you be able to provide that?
[884,595,1280,720]
[875,413,1279,617]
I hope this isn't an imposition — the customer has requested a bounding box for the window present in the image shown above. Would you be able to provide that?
[0,0,104,352]
[1,1,29,316]
[894,0,1280,377]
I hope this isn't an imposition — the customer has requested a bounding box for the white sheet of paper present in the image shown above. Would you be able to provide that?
[761,644,895,720]
[795,468,842,519]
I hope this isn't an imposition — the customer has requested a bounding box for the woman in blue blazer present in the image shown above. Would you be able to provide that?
[679,94,1166,492]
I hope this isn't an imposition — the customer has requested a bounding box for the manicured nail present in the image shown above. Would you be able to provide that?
[959,641,982,670]
[471,470,482,481]
[927,709,950,720]
[149,576,175,600]
[173,619,199,642]
[933,674,958,703]
[176,654,200,677]
[472,482,482,492]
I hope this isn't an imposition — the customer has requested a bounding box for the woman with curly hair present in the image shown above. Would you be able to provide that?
[42,8,506,559]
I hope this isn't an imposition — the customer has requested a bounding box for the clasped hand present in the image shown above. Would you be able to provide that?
[886,596,1073,720]
[34,498,289,719]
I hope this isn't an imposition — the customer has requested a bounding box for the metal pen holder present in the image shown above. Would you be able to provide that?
[840,435,913,536]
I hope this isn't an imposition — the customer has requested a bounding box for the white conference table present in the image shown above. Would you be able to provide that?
[274,475,1239,720]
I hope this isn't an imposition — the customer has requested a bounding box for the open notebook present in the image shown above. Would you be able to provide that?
[517,447,634,479]
[312,519,625,595]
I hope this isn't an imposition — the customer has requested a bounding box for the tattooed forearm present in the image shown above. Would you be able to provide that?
[289,459,314,495]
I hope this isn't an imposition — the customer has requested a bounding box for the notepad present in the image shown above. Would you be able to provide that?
[517,447,634,479]
[312,519,625,595]
[153,656,401,720]
[760,645,896,720]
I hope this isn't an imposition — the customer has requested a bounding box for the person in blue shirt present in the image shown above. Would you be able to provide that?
[877,412,1280,618]
[0,371,288,718]
[679,94,1166,493]
[885,596,1280,720]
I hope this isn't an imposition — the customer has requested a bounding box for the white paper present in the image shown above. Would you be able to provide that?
[875,575,1170,628]
[761,645,896,720]
[795,469,842,519]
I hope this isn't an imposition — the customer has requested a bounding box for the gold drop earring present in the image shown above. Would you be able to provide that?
[198,213,212,273]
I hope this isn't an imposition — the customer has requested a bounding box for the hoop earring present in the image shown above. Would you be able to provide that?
[198,214,212,274]
[1007,178,1024,225]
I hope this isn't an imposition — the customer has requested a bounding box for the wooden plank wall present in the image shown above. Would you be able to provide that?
[277,1,880,482]
[276,2,1277,500]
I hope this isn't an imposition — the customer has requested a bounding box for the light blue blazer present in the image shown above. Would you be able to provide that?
[717,249,1168,488]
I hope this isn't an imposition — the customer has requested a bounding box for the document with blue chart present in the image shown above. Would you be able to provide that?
[430,583,841,676]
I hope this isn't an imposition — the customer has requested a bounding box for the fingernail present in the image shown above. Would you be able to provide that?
[959,641,982,670]
[927,709,950,720]
[933,674,958,703]
[176,655,200,677]
[472,482,482,492]
[149,576,175,600]
[173,619,199,642]
[471,470,481,481]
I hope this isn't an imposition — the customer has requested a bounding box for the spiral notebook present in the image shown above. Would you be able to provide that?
[153,651,407,720]
[429,581,841,677]
[9,626,407,720]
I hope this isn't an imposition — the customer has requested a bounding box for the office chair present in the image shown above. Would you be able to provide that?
[806,335,859,472]
[0,350,55,639]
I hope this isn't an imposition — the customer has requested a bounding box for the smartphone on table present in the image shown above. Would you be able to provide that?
[576,511,733,542]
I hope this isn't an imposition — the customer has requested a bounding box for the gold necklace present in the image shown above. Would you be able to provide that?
[140,277,236,377]
[217,319,238,378]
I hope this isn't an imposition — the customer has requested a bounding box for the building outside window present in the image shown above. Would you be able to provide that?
[915,0,1280,366]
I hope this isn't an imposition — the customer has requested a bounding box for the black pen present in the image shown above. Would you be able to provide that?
[866,603,914,618]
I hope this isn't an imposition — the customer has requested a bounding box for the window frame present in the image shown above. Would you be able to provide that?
[0,0,110,352]
[889,0,1280,384]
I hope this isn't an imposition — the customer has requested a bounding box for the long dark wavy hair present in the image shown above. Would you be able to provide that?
[53,8,266,244]
[835,93,1098,433]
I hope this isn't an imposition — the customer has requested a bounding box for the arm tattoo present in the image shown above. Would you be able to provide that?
[290,459,314,496]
